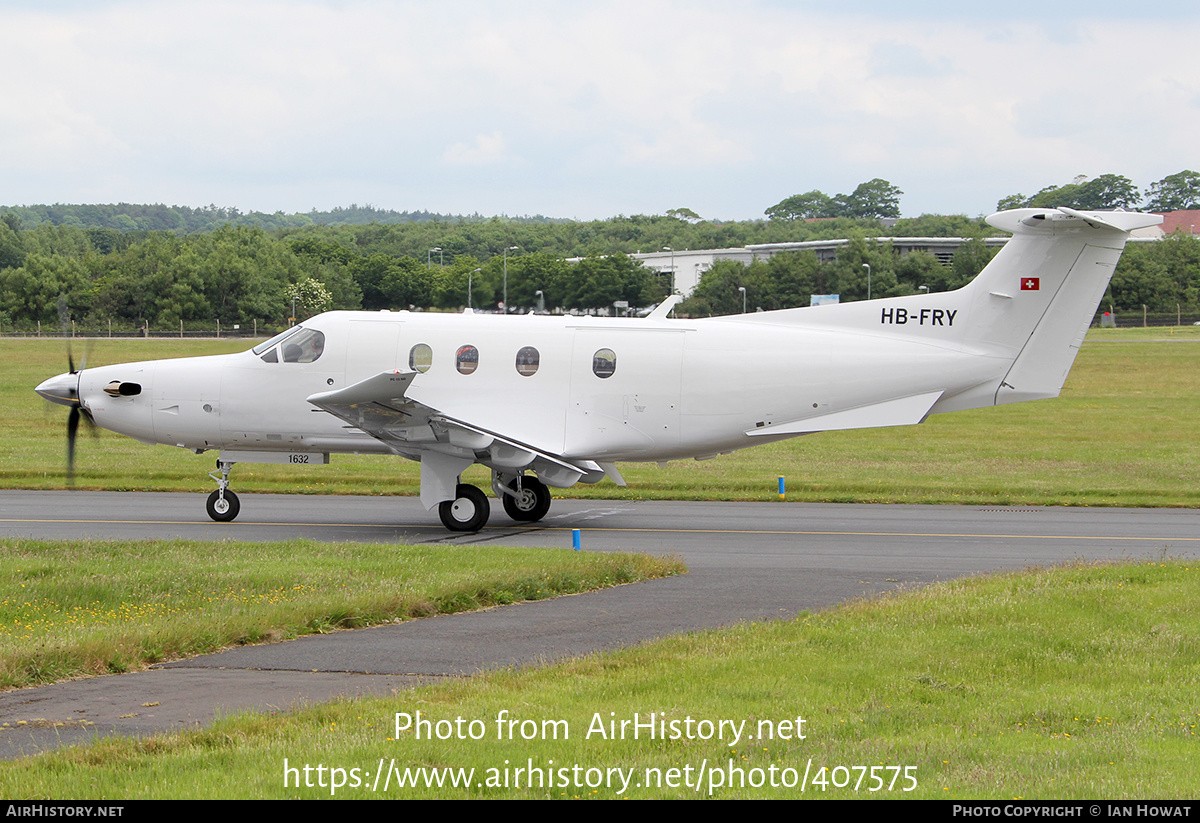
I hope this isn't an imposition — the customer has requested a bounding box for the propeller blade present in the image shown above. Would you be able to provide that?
[67,405,79,485]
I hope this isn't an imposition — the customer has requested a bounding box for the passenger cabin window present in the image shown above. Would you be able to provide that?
[409,343,433,373]
[592,348,616,379]
[515,346,539,377]
[456,345,479,375]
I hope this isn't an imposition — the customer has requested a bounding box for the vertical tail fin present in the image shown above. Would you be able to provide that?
[962,208,1161,405]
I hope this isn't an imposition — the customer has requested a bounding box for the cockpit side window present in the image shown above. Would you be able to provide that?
[258,327,325,363]
[283,329,325,363]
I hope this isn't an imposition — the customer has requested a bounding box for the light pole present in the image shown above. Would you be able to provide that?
[863,263,872,300]
[738,286,746,314]
[428,247,442,267]
[535,289,544,314]
[503,246,518,313]
[468,267,480,309]
[662,246,675,293]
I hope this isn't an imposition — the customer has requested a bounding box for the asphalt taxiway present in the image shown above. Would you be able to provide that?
[1,490,1197,758]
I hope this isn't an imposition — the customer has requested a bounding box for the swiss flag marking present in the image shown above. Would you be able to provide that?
[1021,277,1040,291]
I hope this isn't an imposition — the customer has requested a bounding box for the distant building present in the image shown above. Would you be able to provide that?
[1151,210,1200,236]
[629,212,1183,297]
[630,237,1009,296]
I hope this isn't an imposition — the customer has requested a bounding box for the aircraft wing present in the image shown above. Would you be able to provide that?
[306,371,610,504]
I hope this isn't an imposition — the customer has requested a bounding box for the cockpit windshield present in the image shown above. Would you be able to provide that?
[254,326,326,364]
[252,326,302,356]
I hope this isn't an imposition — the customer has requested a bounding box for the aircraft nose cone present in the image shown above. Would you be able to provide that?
[35,372,79,408]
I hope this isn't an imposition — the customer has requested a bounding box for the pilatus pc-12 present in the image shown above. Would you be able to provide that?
[36,207,1160,531]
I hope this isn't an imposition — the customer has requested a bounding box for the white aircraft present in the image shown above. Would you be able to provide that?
[36,207,1160,531]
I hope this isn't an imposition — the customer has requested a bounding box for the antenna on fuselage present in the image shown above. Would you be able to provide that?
[645,294,683,320]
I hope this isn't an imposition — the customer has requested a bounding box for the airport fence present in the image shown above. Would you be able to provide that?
[0,320,283,340]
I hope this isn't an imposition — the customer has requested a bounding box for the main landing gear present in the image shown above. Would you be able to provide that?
[439,483,490,531]
[437,474,553,532]
[206,460,240,522]
[501,476,551,522]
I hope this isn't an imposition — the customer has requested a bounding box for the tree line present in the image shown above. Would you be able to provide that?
[0,219,669,331]
[0,205,995,331]
[2,172,1199,331]
[678,232,1200,321]
[997,171,1200,212]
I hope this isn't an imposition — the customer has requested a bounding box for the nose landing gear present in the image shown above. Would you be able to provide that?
[206,460,240,522]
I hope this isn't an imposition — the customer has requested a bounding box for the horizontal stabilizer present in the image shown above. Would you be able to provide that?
[746,391,943,437]
[987,207,1163,235]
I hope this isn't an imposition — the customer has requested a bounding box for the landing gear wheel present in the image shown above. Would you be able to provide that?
[206,489,240,522]
[502,477,551,522]
[439,484,490,532]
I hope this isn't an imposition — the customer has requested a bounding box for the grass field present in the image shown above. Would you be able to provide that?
[10,327,1200,507]
[1,559,1195,799]
[4,330,1198,798]
[0,538,682,690]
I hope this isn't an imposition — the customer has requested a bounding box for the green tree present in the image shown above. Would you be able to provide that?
[286,278,333,320]
[831,235,897,301]
[0,220,26,270]
[1080,174,1140,210]
[949,238,997,289]
[761,252,827,309]
[1107,242,1176,312]
[1144,170,1200,212]
[1021,174,1139,210]
[841,178,903,219]
[0,254,90,325]
[996,193,1030,211]
[894,251,947,294]
[679,259,758,316]
[765,191,835,221]
[666,207,702,223]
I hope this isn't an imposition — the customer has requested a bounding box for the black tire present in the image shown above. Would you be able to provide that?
[438,484,490,531]
[206,489,240,522]
[502,476,551,522]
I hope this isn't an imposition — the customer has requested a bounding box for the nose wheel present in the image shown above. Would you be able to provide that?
[206,459,240,522]
[206,489,240,522]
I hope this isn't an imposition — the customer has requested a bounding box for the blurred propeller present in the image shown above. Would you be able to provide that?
[37,296,95,485]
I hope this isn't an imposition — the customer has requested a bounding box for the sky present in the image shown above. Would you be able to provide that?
[2,0,1198,221]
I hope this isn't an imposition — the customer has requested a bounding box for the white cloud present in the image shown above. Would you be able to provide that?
[0,1,1198,218]
[442,131,509,166]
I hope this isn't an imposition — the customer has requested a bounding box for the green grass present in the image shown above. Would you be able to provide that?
[0,538,683,690]
[10,328,1200,506]
[1,559,1195,799]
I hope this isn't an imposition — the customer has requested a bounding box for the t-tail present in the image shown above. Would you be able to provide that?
[959,207,1160,406]
[766,206,1161,415]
